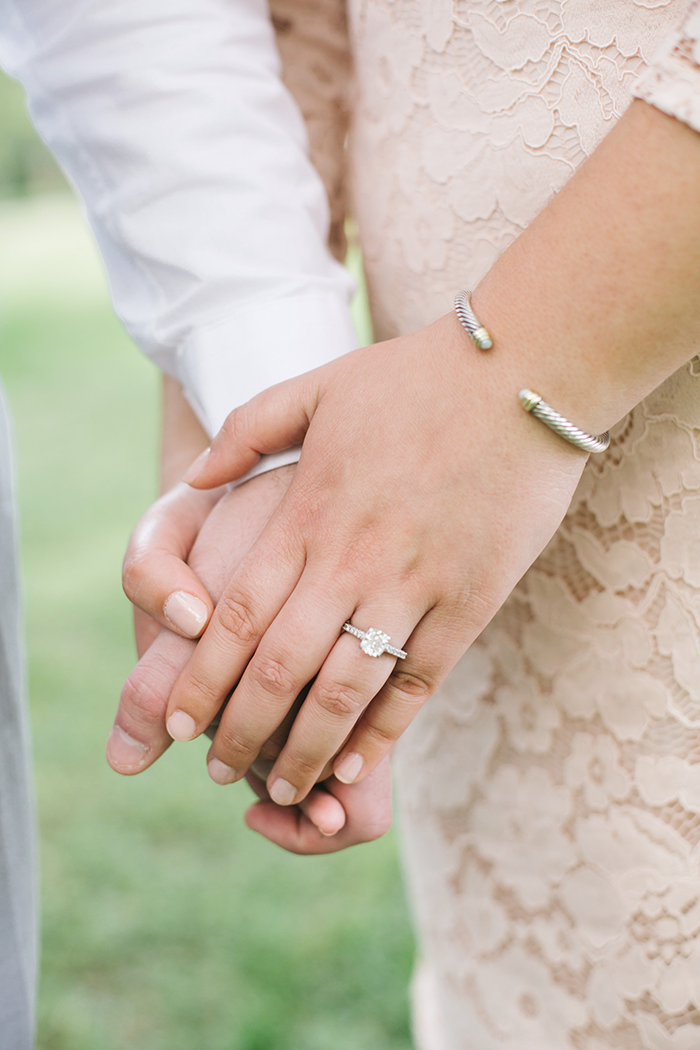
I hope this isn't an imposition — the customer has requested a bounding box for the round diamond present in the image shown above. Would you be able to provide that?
[360,628,390,657]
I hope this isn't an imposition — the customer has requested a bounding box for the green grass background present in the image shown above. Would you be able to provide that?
[0,187,414,1049]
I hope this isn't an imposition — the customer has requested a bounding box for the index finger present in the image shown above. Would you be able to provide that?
[107,626,196,774]
[164,526,306,745]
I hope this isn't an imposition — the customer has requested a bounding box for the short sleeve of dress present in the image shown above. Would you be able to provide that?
[633,0,700,134]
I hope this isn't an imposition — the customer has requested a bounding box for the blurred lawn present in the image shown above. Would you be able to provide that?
[0,193,413,1050]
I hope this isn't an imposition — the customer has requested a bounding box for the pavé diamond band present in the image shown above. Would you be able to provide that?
[341,622,408,660]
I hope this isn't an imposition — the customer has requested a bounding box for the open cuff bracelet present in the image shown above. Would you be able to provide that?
[454,291,610,454]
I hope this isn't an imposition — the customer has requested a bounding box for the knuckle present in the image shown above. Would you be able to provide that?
[215,724,257,763]
[314,682,367,720]
[282,752,320,781]
[221,404,249,446]
[360,718,399,749]
[121,550,149,605]
[249,654,297,698]
[176,661,219,708]
[388,667,438,704]
[120,670,167,725]
[215,593,259,647]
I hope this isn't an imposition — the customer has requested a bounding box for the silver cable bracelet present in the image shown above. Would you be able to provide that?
[454,290,493,350]
[453,290,610,454]
[518,390,610,453]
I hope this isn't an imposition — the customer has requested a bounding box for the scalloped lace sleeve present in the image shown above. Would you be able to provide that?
[633,0,700,134]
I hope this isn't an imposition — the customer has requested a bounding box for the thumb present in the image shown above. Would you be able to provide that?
[123,483,221,639]
[183,371,320,489]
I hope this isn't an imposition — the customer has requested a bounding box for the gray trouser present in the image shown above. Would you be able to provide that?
[0,384,36,1050]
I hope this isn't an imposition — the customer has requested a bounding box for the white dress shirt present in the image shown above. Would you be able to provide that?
[0,0,357,462]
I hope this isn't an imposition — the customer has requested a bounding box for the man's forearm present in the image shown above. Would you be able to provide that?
[160,376,210,495]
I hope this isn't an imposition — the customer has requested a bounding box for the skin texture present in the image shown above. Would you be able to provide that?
[116,454,393,849]
[123,100,700,831]
[126,374,216,655]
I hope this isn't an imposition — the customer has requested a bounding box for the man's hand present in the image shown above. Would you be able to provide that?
[110,464,296,775]
[244,757,392,855]
[111,466,394,846]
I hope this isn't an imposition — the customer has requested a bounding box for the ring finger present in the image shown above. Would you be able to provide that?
[204,583,360,781]
[263,602,422,805]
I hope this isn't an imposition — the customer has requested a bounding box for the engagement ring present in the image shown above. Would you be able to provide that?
[341,622,407,659]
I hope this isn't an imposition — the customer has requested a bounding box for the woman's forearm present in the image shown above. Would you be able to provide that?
[472,99,700,436]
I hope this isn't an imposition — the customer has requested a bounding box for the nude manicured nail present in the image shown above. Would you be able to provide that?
[182,447,211,485]
[164,591,209,637]
[269,778,297,806]
[167,710,197,741]
[334,752,364,784]
[208,758,238,785]
[106,726,149,771]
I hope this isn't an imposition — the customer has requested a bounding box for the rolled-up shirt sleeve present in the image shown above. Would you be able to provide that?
[0,0,358,438]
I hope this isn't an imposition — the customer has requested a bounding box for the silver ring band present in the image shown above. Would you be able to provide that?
[454,290,493,350]
[519,389,610,454]
[342,622,407,659]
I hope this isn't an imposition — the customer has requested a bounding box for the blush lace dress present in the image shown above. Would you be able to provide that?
[274,2,700,1047]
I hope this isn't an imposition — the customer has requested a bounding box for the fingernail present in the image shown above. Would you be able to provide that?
[106,726,150,771]
[208,758,239,785]
[182,447,211,485]
[269,778,297,806]
[164,591,209,637]
[167,710,197,741]
[334,752,364,784]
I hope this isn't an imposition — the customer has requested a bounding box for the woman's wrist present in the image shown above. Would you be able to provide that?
[469,99,700,437]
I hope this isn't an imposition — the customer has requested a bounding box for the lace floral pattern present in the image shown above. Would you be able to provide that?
[270,0,352,261]
[345,1,700,1047]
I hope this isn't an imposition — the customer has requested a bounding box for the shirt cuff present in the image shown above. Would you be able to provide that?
[227,445,303,490]
[170,288,359,438]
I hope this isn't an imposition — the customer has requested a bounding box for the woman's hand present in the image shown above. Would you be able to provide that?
[161,100,700,808]
[163,311,585,804]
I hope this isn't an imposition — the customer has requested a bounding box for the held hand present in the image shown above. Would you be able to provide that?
[163,310,585,805]
[111,466,387,841]
[108,466,296,775]
[123,482,223,643]
[122,373,220,649]
[244,756,392,855]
